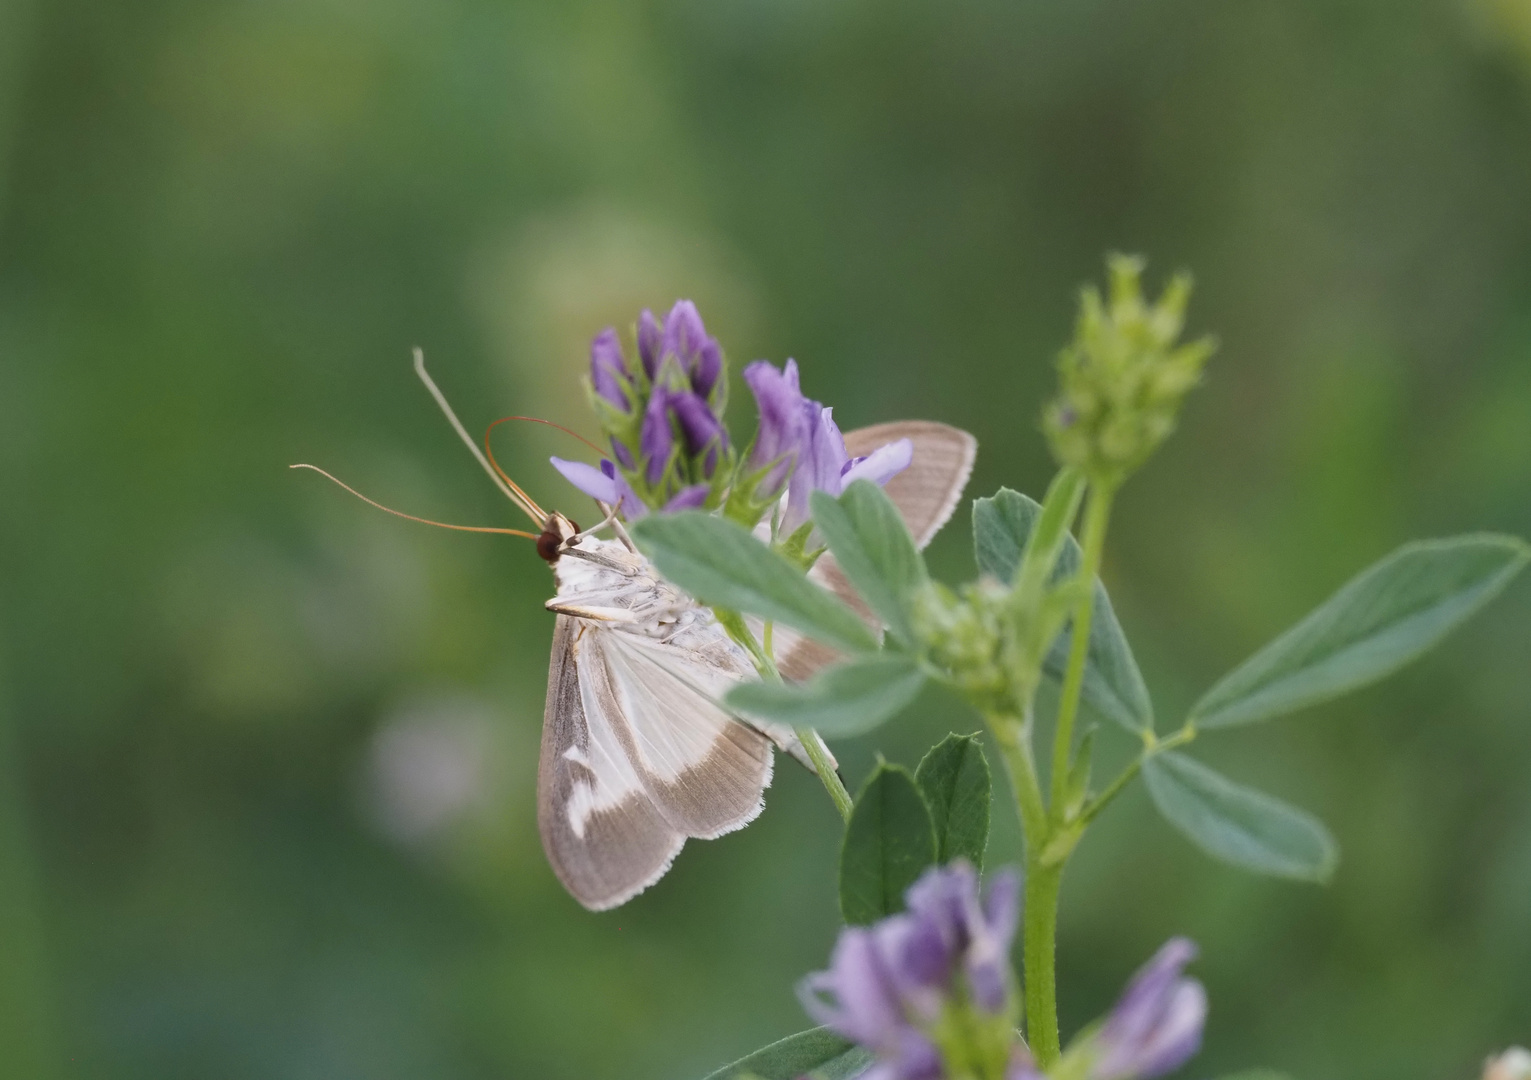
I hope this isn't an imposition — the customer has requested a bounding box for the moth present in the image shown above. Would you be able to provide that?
[297,355,976,910]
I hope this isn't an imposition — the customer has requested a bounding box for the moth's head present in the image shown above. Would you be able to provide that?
[536,512,581,563]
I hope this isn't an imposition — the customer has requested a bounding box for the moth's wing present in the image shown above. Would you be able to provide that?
[843,420,977,547]
[596,631,773,840]
[777,420,978,682]
[538,615,685,911]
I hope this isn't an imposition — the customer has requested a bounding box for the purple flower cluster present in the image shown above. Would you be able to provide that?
[796,862,1207,1080]
[554,300,912,527]
[557,301,728,515]
[743,359,912,535]
[799,862,1020,1080]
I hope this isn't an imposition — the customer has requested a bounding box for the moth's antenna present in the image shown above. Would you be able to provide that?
[486,415,606,457]
[291,464,538,539]
[413,348,545,526]
[483,416,637,551]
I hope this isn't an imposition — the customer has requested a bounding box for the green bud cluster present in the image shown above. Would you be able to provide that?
[911,579,1015,711]
[1043,255,1216,486]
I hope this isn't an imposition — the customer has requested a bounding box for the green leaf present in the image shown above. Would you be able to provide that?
[700,1028,873,1080]
[972,487,1154,731]
[727,655,927,738]
[1190,535,1531,729]
[810,1049,876,1080]
[914,733,991,868]
[1144,751,1337,882]
[811,481,927,647]
[839,762,937,924]
[631,511,879,655]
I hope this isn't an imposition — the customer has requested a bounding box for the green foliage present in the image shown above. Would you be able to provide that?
[839,762,937,925]
[1143,752,1338,882]
[726,656,927,737]
[1191,535,1531,729]
[914,734,991,869]
[699,1028,871,1080]
[1211,1072,1296,1080]
[631,511,878,655]
[1043,255,1216,485]
[810,481,928,649]
[971,488,1152,730]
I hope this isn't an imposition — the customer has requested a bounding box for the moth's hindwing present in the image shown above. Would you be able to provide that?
[777,420,977,681]
[845,420,977,546]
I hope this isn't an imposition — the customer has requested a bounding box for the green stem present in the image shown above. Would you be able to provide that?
[1022,859,1064,1066]
[987,710,1048,852]
[989,707,1064,1063]
[1077,723,1197,827]
[1049,482,1115,816]
[799,727,854,822]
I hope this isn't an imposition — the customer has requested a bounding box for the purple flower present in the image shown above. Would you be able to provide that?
[799,862,1020,1080]
[903,861,1020,1015]
[782,403,912,535]
[1090,939,1207,1080]
[550,457,644,519]
[640,388,676,485]
[589,328,630,411]
[661,484,711,512]
[743,359,807,502]
[637,308,663,378]
[743,360,912,532]
[659,300,724,399]
[800,923,944,1080]
[669,391,729,478]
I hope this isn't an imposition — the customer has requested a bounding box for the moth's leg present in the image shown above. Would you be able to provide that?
[566,501,621,547]
[559,546,639,575]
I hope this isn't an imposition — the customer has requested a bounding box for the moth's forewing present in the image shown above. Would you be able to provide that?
[593,630,772,840]
[538,615,685,911]
[776,421,977,682]
[538,549,775,911]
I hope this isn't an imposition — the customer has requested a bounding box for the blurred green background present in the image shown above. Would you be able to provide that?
[2,0,1531,1077]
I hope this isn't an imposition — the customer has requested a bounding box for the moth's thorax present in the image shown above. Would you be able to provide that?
[548,535,735,651]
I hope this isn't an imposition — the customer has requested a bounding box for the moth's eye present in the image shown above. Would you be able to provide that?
[536,531,562,563]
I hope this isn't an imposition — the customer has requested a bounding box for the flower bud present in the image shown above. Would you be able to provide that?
[589,328,630,411]
[1043,255,1216,487]
[911,580,1012,709]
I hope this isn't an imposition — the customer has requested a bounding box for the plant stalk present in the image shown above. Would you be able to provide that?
[1022,858,1064,1067]
[799,727,854,822]
[1049,482,1115,815]
[988,710,1049,853]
